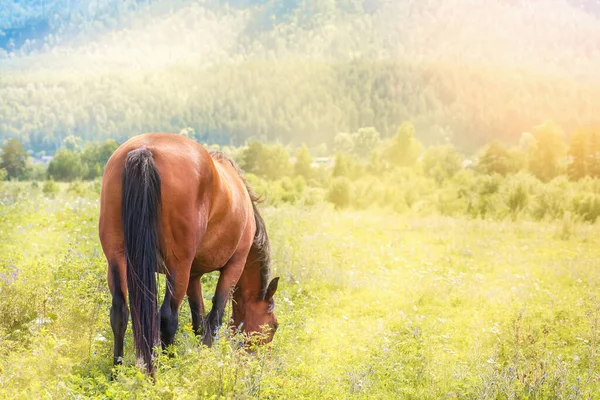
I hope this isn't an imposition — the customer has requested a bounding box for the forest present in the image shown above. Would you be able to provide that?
[1,0,600,153]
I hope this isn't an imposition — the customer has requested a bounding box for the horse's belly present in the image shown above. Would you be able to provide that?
[192,226,243,273]
[192,247,233,273]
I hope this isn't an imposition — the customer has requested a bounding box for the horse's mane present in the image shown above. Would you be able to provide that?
[209,150,272,298]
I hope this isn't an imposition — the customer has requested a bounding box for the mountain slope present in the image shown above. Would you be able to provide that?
[0,0,599,152]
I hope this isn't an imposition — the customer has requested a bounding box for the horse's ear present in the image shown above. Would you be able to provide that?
[265,277,279,301]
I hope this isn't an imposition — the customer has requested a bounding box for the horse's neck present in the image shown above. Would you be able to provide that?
[235,259,262,301]
[232,259,261,325]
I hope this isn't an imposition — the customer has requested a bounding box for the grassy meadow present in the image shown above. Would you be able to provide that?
[1,181,599,399]
[2,1,600,398]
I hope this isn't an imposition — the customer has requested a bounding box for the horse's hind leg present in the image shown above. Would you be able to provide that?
[160,262,192,351]
[108,259,128,366]
[187,276,205,337]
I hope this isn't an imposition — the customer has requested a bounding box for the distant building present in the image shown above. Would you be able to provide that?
[31,155,53,165]
[311,157,333,169]
[462,159,475,169]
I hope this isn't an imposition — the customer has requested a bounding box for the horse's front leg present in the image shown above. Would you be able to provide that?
[203,255,246,347]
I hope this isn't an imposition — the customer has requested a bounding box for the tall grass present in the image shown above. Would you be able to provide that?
[1,183,600,398]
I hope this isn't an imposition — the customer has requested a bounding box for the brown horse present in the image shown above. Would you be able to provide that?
[99,132,279,376]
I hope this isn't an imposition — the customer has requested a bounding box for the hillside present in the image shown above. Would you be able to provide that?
[1,0,599,152]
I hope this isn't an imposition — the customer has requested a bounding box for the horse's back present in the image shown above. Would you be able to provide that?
[99,133,254,273]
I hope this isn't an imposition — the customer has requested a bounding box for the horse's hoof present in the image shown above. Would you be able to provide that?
[202,335,213,348]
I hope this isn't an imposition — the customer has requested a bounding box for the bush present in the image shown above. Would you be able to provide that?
[464,174,503,219]
[299,187,325,206]
[531,177,569,221]
[24,162,47,181]
[572,192,600,222]
[352,176,386,209]
[67,181,88,197]
[435,186,469,217]
[42,178,59,198]
[327,177,351,209]
[0,168,6,192]
[332,153,363,180]
[388,168,436,209]
[421,145,463,183]
[507,183,528,216]
[501,173,538,219]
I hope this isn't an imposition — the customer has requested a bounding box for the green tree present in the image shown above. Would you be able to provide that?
[587,130,600,178]
[0,138,27,180]
[528,121,567,182]
[240,141,291,180]
[385,122,423,168]
[352,127,381,159]
[568,128,588,180]
[262,144,292,180]
[240,141,266,176]
[332,153,362,179]
[477,140,513,176]
[80,139,119,179]
[422,144,463,184]
[48,148,87,182]
[333,132,354,154]
[294,145,313,180]
[97,139,119,166]
[62,135,82,151]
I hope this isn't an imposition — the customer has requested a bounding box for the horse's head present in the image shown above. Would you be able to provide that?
[233,277,279,344]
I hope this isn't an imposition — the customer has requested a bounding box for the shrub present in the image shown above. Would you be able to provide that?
[0,168,6,192]
[421,144,463,183]
[531,177,569,221]
[352,176,385,210]
[327,177,351,209]
[466,174,503,219]
[501,173,539,219]
[67,181,88,197]
[332,153,363,180]
[572,192,600,222]
[506,182,528,217]
[435,186,469,216]
[299,187,325,206]
[42,178,59,198]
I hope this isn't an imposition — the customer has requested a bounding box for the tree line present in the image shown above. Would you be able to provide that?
[1,119,596,183]
[5,119,600,224]
[2,60,599,155]
[0,137,118,182]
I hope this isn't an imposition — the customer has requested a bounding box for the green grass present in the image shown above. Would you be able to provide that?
[1,182,600,398]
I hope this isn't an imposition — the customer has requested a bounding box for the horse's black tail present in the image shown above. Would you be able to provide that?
[121,147,162,376]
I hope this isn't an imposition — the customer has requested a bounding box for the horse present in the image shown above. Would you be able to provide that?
[98,132,279,376]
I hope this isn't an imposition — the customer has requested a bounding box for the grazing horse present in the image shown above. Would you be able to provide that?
[98,132,279,376]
